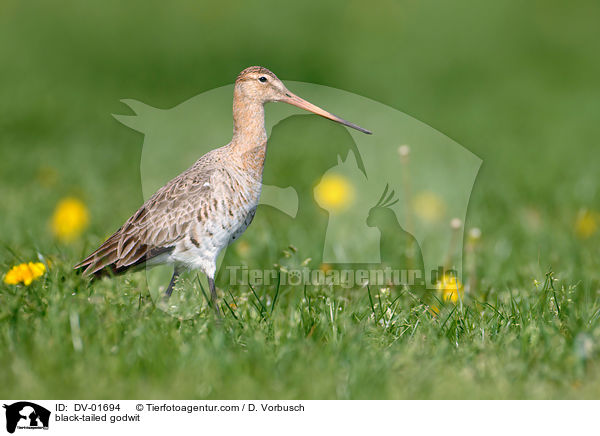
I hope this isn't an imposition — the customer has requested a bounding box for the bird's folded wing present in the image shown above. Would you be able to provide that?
[74,166,216,276]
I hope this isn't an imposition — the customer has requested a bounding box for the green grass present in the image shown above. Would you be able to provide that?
[2,0,600,399]
[3,265,600,399]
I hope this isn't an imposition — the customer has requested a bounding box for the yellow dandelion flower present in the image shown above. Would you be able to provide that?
[575,209,598,239]
[4,262,46,286]
[319,263,332,273]
[314,174,354,212]
[436,273,464,304]
[51,197,89,242]
[413,191,446,223]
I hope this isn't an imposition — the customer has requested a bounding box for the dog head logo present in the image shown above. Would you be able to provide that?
[3,402,50,433]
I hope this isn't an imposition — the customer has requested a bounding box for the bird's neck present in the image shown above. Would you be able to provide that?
[231,96,267,154]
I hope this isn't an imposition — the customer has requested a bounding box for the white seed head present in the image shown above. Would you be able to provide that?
[469,227,482,240]
[450,218,462,230]
[398,145,411,157]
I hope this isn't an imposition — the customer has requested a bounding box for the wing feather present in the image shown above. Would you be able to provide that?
[74,152,224,277]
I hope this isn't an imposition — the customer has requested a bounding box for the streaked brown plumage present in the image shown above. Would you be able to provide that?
[74,66,371,315]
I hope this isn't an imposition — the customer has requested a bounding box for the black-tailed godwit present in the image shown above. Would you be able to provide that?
[74,66,371,315]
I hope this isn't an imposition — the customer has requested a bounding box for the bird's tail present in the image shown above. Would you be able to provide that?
[74,231,172,278]
[74,234,124,277]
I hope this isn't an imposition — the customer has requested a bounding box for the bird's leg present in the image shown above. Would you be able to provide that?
[208,276,221,317]
[164,267,180,299]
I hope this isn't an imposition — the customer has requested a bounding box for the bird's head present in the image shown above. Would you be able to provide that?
[235,66,372,134]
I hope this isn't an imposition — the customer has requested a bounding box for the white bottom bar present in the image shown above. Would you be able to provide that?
[1,400,595,435]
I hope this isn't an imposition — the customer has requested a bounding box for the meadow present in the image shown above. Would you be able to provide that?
[1,0,600,399]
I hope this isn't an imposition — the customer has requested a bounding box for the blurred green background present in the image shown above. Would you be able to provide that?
[2,0,599,273]
[1,0,600,399]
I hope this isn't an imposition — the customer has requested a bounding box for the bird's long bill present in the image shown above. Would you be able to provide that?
[281,91,372,135]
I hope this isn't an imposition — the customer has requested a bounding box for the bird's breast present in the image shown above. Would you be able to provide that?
[189,168,261,252]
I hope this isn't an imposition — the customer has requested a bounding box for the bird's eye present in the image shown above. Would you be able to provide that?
[258,76,267,83]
